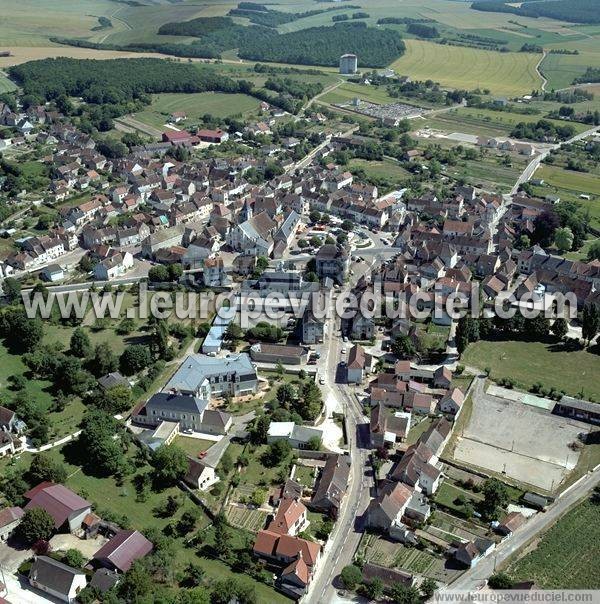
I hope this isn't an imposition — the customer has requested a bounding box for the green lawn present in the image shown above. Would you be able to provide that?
[174,436,215,457]
[534,165,600,230]
[133,92,262,130]
[462,339,600,401]
[509,497,600,589]
[434,481,482,516]
[391,39,542,96]
[348,157,410,184]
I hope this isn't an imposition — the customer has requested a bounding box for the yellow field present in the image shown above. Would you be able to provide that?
[391,40,542,96]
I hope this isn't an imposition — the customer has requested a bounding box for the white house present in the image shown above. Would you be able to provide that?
[29,556,88,603]
[184,457,219,492]
[93,252,134,280]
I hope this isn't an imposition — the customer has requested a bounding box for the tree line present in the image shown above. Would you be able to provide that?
[471,0,600,24]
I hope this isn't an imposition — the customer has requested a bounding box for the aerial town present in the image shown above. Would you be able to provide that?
[0,0,599,602]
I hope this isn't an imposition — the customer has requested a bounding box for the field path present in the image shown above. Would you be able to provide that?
[99,6,132,44]
[536,50,549,92]
[115,115,162,139]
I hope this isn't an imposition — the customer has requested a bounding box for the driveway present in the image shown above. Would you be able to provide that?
[203,411,254,468]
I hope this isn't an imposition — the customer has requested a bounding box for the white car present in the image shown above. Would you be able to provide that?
[319,376,325,385]
[341,347,347,354]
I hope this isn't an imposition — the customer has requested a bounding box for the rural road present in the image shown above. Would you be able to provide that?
[510,124,600,195]
[444,466,600,592]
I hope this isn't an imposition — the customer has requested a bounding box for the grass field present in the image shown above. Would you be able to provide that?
[462,339,600,401]
[348,157,411,182]
[133,92,262,129]
[0,72,17,93]
[390,40,542,96]
[534,165,600,229]
[321,81,397,106]
[509,497,600,589]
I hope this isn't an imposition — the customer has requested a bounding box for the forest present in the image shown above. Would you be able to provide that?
[238,23,405,67]
[52,14,405,67]
[8,58,246,104]
[227,3,360,28]
[471,0,600,24]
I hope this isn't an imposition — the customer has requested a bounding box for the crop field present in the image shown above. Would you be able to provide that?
[540,52,600,91]
[391,40,542,96]
[509,497,600,589]
[133,92,262,129]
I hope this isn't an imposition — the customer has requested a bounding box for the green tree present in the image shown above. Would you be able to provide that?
[17,508,55,544]
[78,409,126,476]
[70,327,91,358]
[249,414,270,445]
[554,226,574,252]
[420,577,437,599]
[551,318,568,341]
[363,577,384,600]
[152,444,188,485]
[587,240,600,261]
[28,455,68,485]
[118,560,153,601]
[340,564,362,590]
[262,440,291,467]
[582,303,600,346]
[213,513,232,559]
[3,277,21,303]
[2,310,44,353]
[63,548,85,568]
[481,478,509,520]
[392,334,417,359]
[148,265,170,283]
[91,342,118,376]
[390,582,421,604]
[488,572,514,589]
[120,344,152,375]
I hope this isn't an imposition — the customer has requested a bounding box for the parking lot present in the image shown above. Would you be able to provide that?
[453,391,589,492]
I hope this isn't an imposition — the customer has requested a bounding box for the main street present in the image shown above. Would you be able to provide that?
[304,233,389,603]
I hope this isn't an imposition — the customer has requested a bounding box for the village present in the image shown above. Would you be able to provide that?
[0,53,600,604]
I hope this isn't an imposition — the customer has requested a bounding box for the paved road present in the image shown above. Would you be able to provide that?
[444,465,600,592]
[302,233,390,603]
[303,291,372,604]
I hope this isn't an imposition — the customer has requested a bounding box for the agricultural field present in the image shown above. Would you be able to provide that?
[133,92,262,129]
[390,40,542,97]
[462,339,600,401]
[509,496,600,589]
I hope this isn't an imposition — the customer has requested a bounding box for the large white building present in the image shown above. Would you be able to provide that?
[339,53,358,75]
